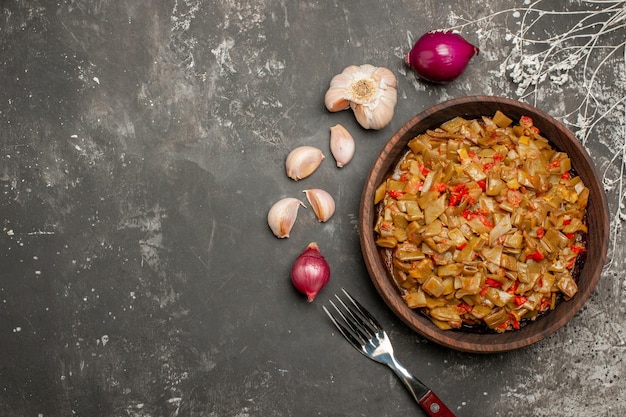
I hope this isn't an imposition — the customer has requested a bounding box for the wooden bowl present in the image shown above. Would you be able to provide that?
[359,96,609,353]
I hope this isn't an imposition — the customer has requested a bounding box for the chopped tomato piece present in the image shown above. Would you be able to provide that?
[514,295,528,306]
[547,159,561,169]
[520,115,533,127]
[566,258,577,269]
[520,116,540,134]
[449,193,462,206]
[432,182,447,193]
[485,278,503,288]
[528,249,545,262]
[388,190,404,199]
[451,184,468,193]
[539,297,552,312]
[457,303,473,314]
[449,184,470,206]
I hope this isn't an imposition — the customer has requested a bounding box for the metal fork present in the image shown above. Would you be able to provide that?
[323,289,456,417]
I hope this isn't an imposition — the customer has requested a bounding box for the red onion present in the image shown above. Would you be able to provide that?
[405,31,479,83]
[291,242,330,302]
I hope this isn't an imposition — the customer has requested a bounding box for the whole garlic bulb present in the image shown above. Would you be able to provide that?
[324,64,397,130]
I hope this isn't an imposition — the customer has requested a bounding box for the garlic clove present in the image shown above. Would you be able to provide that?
[329,124,355,167]
[325,70,354,111]
[268,197,305,238]
[351,95,396,130]
[372,66,398,89]
[285,145,325,181]
[303,189,335,222]
[325,66,360,111]
[324,64,397,130]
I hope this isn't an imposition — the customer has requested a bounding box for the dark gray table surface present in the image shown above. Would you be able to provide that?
[2,1,625,416]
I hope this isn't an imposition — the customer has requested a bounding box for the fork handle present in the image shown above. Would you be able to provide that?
[389,364,456,417]
[417,390,456,417]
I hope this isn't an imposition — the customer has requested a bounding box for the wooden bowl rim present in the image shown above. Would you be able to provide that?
[359,95,610,353]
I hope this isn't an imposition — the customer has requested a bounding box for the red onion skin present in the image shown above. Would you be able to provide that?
[291,242,330,302]
[405,31,479,83]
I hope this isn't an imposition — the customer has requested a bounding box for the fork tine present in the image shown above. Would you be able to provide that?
[340,288,383,332]
[322,304,364,350]
[328,298,372,345]
[324,289,385,350]
[333,295,376,341]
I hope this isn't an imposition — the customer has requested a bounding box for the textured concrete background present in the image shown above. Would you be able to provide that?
[1,1,625,416]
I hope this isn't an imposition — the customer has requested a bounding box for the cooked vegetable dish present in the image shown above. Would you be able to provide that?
[373,111,588,332]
